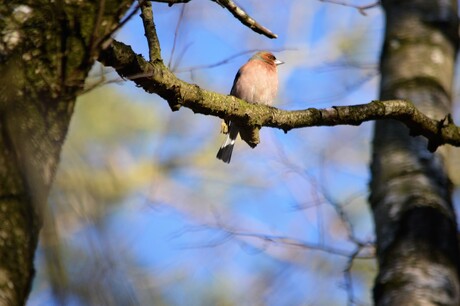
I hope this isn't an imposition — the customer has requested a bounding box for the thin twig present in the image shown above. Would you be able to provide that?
[173,223,375,259]
[319,0,380,16]
[175,48,294,73]
[89,0,106,59]
[170,42,194,73]
[227,230,375,259]
[168,4,186,69]
[216,0,278,38]
[152,0,277,38]
[343,247,360,306]
[94,3,141,51]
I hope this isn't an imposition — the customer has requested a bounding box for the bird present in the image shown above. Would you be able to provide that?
[216,51,283,163]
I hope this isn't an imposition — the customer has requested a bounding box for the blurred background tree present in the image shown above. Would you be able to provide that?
[1,0,460,305]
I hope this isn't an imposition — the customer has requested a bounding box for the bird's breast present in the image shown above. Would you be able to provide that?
[231,63,278,105]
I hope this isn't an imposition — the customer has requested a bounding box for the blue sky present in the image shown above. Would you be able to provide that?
[27,1,460,305]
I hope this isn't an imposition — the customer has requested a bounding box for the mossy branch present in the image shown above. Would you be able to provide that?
[98,2,460,152]
[98,40,460,151]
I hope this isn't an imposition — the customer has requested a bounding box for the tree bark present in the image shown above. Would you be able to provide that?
[0,1,130,305]
[370,0,460,305]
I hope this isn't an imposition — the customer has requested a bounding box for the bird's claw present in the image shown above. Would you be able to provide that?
[220,120,229,134]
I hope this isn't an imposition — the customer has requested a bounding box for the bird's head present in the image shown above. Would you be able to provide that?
[251,51,284,67]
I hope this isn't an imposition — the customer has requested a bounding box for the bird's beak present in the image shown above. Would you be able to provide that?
[274,59,284,66]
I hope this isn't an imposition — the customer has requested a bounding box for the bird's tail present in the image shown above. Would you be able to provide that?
[216,124,239,163]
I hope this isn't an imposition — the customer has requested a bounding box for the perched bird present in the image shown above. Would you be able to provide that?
[216,51,283,163]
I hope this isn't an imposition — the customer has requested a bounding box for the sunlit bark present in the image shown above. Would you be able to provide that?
[370,0,460,304]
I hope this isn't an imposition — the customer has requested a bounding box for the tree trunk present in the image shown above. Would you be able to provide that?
[0,1,130,305]
[370,0,460,304]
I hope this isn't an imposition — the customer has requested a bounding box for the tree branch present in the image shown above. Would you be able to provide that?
[139,0,162,62]
[151,0,191,5]
[214,0,277,39]
[99,1,460,151]
[98,40,460,152]
[152,0,277,38]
